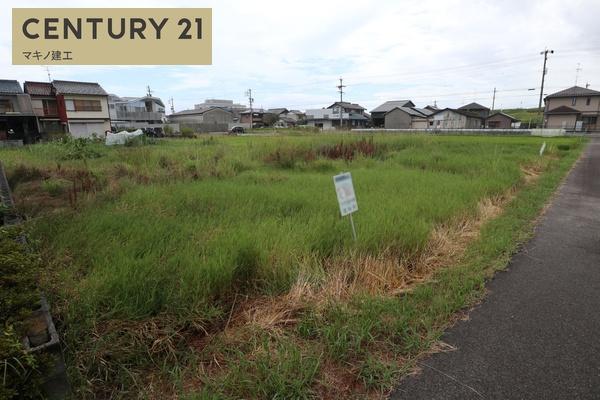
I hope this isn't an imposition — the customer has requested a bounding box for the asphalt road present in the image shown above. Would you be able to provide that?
[391,137,600,400]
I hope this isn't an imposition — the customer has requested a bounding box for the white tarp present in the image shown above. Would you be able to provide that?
[105,129,144,146]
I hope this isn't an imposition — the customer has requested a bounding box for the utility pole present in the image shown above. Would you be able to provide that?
[586,82,590,89]
[245,89,254,128]
[491,87,497,111]
[575,63,582,86]
[169,97,174,114]
[538,48,554,110]
[337,77,346,130]
[44,66,52,82]
[146,85,153,97]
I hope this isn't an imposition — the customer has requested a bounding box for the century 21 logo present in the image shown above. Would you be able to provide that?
[12,9,212,65]
[21,17,203,40]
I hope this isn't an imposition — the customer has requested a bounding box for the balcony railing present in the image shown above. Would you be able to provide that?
[115,110,164,121]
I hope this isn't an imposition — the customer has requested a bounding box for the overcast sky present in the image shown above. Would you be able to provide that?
[2,0,600,112]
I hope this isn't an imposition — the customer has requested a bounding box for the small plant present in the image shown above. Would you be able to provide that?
[163,125,173,136]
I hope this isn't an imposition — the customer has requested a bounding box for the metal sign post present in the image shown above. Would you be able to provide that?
[333,172,358,241]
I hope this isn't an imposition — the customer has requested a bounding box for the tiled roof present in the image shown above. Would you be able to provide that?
[386,106,428,118]
[458,102,489,111]
[52,80,108,95]
[486,111,520,121]
[371,100,414,113]
[24,81,53,96]
[545,106,580,115]
[328,101,366,111]
[430,108,485,120]
[545,86,600,99]
[0,80,23,94]
[267,108,289,114]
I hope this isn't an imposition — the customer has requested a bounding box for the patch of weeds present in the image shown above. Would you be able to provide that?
[206,339,321,399]
[159,155,175,169]
[124,135,157,147]
[357,355,400,391]
[557,144,570,151]
[59,137,102,160]
[0,226,49,399]
[41,178,70,197]
[181,127,195,138]
[7,164,45,189]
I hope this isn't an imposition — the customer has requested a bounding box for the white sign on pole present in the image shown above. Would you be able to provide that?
[333,172,358,216]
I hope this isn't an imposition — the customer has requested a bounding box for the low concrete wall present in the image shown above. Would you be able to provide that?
[0,140,24,147]
[352,128,570,137]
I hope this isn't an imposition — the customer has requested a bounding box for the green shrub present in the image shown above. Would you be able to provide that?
[181,127,195,138]
[59,137,102,160]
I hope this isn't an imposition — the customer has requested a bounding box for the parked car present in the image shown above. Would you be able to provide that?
[229,126,245,135]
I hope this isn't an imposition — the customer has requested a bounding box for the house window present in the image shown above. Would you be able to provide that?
[42,99,58,116]
[586,97,591,106]
[572,97,577,106]
[73,99,102,111]
[0,99,13,113]
[65,100,75,111]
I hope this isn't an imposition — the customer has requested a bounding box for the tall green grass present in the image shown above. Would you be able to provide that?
[0,134,583,397]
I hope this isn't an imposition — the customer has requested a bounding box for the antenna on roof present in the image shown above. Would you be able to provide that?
[169,97,175,113]
[146,85,153,97]
[586,82,590,89]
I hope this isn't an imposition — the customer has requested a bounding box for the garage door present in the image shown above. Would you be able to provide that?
[69,122,107,138]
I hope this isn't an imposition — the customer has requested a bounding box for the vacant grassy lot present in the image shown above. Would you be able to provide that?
[0,133,583,398]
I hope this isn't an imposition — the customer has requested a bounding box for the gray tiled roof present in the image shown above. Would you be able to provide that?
[545,86,600,98]
[0,80,23,94]
[371,100,414,113]
[486,111,519,121]
[24,81,53,96]
[458,102,490,111]
[545,106,580,114]
[328,101,366,111]
[387,107,428,118]
[52,80,108,96]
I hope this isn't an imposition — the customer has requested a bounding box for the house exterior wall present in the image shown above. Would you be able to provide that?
[431,110,466,129]
[64,95,110,120]
[202,108,234,124]
[546,114,578,129]
[545,96,600,113]
[486,114,513,129]
[384,108,412,129]
[412,119,428,129]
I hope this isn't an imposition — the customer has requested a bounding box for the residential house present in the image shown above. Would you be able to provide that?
[428,108,485,129]
[544,86,600,131]
[108,94,166,130]
[266,108,304,128]
[370,100,415,127]
[51,80,111,138]
[371,100,437,129]
[306,102,369,130]
[457,102,490,119]
[485,112,520,129]
[240,109,274,127]
[194,99,247,121]
[168,107,233,132]
[23,81,66,137]
[0,80,38,143]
